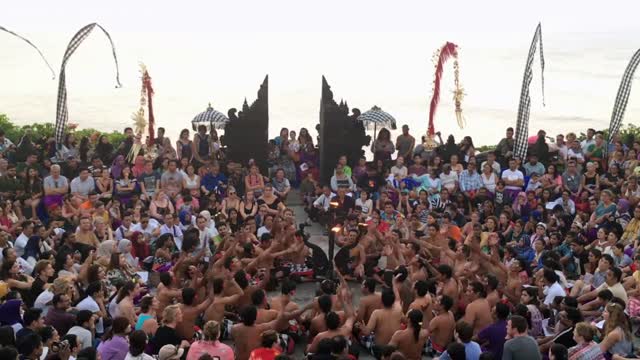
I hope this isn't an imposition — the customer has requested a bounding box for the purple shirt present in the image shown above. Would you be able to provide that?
[477,319,507,360]
[98,335,129,360]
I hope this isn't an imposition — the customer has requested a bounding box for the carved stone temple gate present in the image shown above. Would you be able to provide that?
[318,76,371,184]
[224,76,269,173]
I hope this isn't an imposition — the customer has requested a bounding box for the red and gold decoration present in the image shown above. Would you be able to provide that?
[425,42,465,149]
[128,63,157,162]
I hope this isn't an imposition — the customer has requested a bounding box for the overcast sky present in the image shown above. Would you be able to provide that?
[2,0,639,143]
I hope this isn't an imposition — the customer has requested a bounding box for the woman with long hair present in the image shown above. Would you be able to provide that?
[226,208,242,233]
[110,155,126,180]
[125,330,154,360]
[542,164,563,195]
[24,167,43,221]
[258,184,285,216]
[0,204,19,235]
[182,164,201,200]
[520,287,544,337]
[600,303,632,357]
[106,253,130,288]
[245,165,266,197]
[96,167,114,203]
[176,129,193,163]
[298,127,314,152]
[221,186,241,216]
[79,136,90,164]
[98,316,131,360]
[459,136,475,163]
[240,190,258,220]
[115,165,137,206]
[0,260,33,291]
[59,133,79,160]
[95,135,114,164]
[149,189,174,221]
[115,281,140,326]
[372,128,395,163]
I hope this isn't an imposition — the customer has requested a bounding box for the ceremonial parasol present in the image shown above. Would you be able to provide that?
[191,103,229,131]
[357,105,397,139]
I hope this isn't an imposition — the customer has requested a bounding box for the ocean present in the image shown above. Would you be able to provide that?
[1,4,640,148]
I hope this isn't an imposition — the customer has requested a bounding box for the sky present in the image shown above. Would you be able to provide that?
[1,0,639,145]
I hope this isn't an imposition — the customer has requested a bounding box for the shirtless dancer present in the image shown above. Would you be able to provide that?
[156,272,182,321]
[176,287,213,340]
[232,300,312,360]
[356,278,382,325]
[389,309,430,360]
[307,285,355,354]
[428,295,456,356]
[270,279,300,313]
[204,277,243,324]
[361,287,403,357]
[462,281,493,335]
[408,280,435,326]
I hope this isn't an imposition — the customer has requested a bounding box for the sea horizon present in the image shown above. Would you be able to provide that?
[2,1,640,148]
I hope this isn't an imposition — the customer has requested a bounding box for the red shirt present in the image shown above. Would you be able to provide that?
[249,347,281,360]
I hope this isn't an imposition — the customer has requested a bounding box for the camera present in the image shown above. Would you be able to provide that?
[51,340,70,353]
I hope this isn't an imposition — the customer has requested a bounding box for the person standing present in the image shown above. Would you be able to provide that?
[396,125,416,161]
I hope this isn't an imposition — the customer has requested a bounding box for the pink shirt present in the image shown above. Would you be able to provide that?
[186,340,234,360]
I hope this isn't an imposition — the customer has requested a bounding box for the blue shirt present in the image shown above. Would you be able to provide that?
[459,170,482,192]
[202,172,227,192]
[440,341,482,360]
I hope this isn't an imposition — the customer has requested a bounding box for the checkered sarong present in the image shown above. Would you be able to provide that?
[0,26,55,78]
[280,261,314,277]
[514,22,545,161]
[360,333,375,353]
[222,318,234,340]
[607,48,640,152]
[55,23,121,144]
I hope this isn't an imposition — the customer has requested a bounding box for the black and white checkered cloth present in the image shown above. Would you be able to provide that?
[357,106,397,130]
[514,23,545,161]
[55,23,121,144]
[607,48,640,146]
[1,25,55,78]
[191,105,230,130]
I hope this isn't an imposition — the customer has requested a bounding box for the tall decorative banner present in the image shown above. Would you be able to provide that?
[128,64,155,162]
[55,23,121,144]
[427,42,465,137]
[143,67,155,144]
[1,25,56,78]
[514,23,545,161]
[607,49,640,143]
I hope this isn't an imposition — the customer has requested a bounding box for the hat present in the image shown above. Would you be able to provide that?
[401,189,409,194]
[536,222,547,230]
[158,345,184,360]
